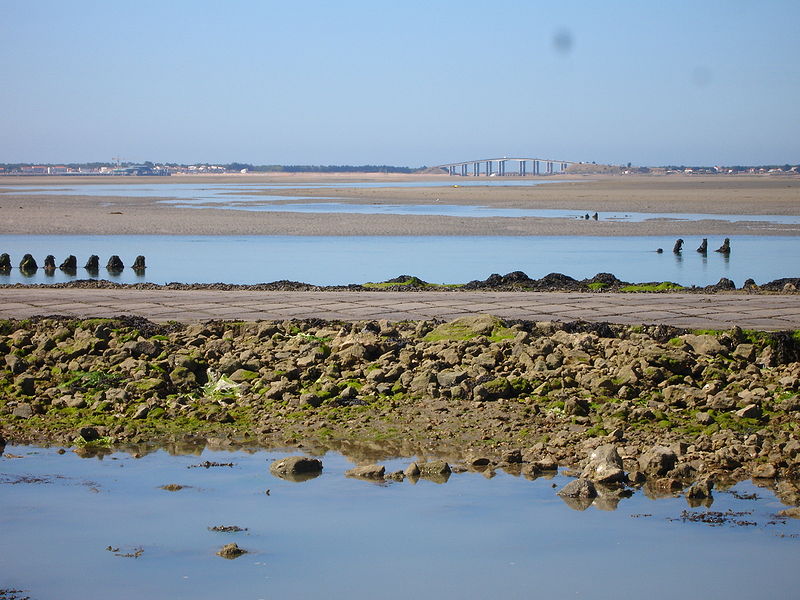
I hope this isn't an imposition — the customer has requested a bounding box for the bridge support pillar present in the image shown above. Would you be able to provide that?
[473,162,479,176]
[486,161,492,176]
[520,160,526,176]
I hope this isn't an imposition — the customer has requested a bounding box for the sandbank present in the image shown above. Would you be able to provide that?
[0,174,798,237]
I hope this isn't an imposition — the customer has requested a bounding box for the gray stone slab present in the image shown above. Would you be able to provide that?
[2,289,800,329]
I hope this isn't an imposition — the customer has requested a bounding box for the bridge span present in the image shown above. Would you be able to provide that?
[433,157,577,176]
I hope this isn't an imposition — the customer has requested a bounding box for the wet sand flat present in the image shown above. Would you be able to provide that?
[0,173,798,237]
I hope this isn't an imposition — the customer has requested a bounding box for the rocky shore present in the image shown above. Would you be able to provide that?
[1,271,799,293]
[2,314,799,506]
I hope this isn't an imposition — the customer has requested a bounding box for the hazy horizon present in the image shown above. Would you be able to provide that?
[2,0,798,167]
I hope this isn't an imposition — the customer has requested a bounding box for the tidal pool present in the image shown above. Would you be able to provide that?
[0,445,797,600]
[0,179,572,199]
[0,234,798,287]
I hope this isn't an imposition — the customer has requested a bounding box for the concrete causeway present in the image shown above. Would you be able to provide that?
[2,288,800,330]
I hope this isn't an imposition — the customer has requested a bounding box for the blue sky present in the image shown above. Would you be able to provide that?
[1,0,798,166]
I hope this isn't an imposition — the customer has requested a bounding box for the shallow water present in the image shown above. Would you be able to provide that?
[0,445,797,600]
[0,234,798,287]
[0,179,571,199]
[165,199,800,223]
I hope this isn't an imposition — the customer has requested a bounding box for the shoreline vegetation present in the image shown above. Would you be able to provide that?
[2,314,799,508]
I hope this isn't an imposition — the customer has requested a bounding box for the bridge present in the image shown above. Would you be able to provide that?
[433,157,577,176]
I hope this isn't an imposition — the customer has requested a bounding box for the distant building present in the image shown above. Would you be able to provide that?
[21,165,48,174]
[110,164,170,176]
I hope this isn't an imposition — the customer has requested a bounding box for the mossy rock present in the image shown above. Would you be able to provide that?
[147,407,166,419]
[482,377,514,399]
[620,282,685,292]
[424,315,514,342]
[133,378,166,393]
[229,369,259,383]
[169,366,198,388]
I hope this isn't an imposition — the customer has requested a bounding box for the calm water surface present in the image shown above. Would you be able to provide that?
[0,445,797,600]
[0,235,798,287]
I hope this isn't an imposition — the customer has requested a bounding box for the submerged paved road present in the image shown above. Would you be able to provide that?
[1,288,799,330]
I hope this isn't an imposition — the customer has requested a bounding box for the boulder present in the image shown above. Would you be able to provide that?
[229,369,258,383]
[564,397,589,416]
[0,253,11,271]
[686,479,714,499]
[557,478,597,498]
[15,374,36,396]
[417,460,451,476]
[715,238,731,254]
[784,440,800,458]
[638,445,678,477]
[59,255,77,272]
[732,343,756,362]
[5,354,28,375]
[19,253,37,272]
[106,255,124,272]
[735,404,762,419]
[79,427,101,442]
[169,366,199,388]
[751,463,777,479]
[580,444,626,484]
[345,464,386,479]
[425,314,502,341]
[132,255,146,270]
[531,455,559,471]
[436,370,468,387]
[465,455,492,468]
[84,255,100,271]
[502,449,523,464]
[404,462,421,478]
[12,404,34,419]
[124,339,161,358]
[269,456,323,477]
[217,543,247,559]
[680,334,726,356]
[43,255,56,271]
[131,405,150,419]
[711,277,736,291]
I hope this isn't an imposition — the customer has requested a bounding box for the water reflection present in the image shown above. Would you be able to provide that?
[6,440,800,600]
[270,470,322,483]
[2,445,798,600]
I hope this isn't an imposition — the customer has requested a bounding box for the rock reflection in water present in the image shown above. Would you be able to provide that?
[2,445,799,600]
